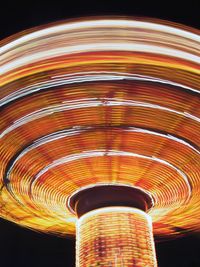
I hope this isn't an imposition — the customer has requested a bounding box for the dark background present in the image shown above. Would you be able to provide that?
[0,1,200,266]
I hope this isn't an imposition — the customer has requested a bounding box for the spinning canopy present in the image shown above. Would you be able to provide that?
[0,17,200,240]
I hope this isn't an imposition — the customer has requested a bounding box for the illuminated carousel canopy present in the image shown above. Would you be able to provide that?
[0,17,200,242]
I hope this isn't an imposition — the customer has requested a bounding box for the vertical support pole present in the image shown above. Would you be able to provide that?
[76,207,157,267]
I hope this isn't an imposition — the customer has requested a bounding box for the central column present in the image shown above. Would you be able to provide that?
[68,184,157,267]
[77,206,157,267]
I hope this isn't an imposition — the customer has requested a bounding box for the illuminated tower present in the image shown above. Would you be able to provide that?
[69,184,157,266]
[0,18,200,267]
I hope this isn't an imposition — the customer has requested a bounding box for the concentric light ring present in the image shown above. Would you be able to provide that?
[0,17,200,239]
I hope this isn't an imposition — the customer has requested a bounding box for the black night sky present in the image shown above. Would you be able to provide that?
[0,1,200,266]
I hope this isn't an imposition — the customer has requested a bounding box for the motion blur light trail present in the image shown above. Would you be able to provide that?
[0,17,200,266]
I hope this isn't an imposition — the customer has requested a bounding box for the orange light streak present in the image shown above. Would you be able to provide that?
[0,17,199,241]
